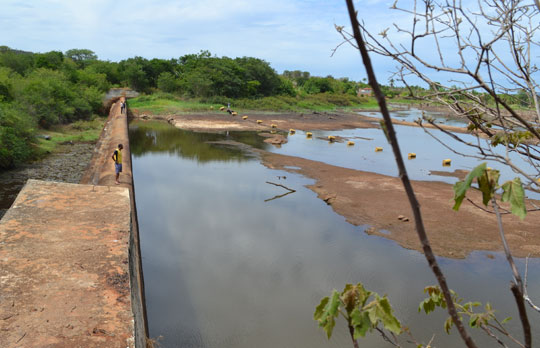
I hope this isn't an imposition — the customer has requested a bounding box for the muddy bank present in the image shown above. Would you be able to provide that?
[0,142,95,219]
[259,151,540,259]
[133,109,482,137]
[138,110,540,259]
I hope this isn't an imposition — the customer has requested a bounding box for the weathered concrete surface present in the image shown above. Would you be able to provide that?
[81,98,132,187]
[0,180,134,347]
[81,98,149,347]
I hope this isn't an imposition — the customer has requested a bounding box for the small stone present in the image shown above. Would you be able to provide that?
[397,215,405,220]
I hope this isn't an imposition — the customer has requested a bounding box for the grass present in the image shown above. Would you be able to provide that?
[127,92,377,115]
[35,116,107,155]
[128,94,217,114]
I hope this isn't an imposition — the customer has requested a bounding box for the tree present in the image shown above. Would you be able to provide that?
[34,51,64,70]
[65,49,97,68]
[0,47,34,75]
[0,103,36,168]
[157,72,179,93]
[119,57,151,93]
[303,76,334,94]
[319,1,540,347]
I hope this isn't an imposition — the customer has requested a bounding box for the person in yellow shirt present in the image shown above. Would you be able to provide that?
[111,144,123,185]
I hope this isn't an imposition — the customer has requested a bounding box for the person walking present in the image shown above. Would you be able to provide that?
[112,144,123,185]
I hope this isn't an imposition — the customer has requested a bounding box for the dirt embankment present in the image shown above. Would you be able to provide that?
[133,108,483,137]
[149,109,540,259]
[260,151,540,259]
[0,143,96,219]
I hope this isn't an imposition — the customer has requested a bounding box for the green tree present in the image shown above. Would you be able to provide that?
[303,76,334,94]
[65,49,98,68]
[0,48,34,75]
[34,51,64,70]
[0,103,35,168]
[119,57,151,92]
[157,71,179,93]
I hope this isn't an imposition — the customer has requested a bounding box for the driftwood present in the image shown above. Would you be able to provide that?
[264,181,296,202]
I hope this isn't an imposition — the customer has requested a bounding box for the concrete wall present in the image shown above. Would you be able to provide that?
[81,98,149,347]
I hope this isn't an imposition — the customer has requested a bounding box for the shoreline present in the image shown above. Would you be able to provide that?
[140,110,540,259]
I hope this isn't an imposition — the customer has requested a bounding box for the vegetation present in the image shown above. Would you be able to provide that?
[0,47,110,168]
[0,46,372,169]
[0,40,530,170]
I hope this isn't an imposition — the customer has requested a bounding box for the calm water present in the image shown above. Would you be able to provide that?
[359,107,468,127]
[130,120,540,348]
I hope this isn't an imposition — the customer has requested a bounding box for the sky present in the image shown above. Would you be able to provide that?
[1,0,398,82]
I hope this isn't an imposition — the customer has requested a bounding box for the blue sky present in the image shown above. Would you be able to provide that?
[2,0,398,82]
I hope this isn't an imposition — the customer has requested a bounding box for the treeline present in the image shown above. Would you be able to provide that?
[0,47,112,168]
[0,46,369,169]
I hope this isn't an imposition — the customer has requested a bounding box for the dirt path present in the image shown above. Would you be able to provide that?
[135,110,540,259]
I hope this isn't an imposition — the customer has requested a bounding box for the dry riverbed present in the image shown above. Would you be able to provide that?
[136,110,540,259]
[0,143,95,219]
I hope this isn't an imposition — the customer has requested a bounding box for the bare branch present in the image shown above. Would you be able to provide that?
[345,1,478,347]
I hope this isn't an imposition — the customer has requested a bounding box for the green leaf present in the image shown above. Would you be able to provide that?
[444,317,454,334]
[501,178,526,220]
[419,298,436,314]
[365,295,402,335]
[314,297,329,321]
[477,169,500,206]
[351,308,372,338]
[453,163,487,211]
[314,290,342,339]
[469,314,479,328]
[501,316,512,324]
[341,283,371,314]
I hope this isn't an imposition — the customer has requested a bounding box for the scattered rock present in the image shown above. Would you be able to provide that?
[321,193,336,205]
[397,215,410,222]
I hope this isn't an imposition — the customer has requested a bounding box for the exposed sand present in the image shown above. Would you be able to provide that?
[134,110,540,259]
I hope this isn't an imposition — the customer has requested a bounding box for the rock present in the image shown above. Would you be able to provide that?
[263,134,288,145]
[397,215,405,220]
[321,193,336,205]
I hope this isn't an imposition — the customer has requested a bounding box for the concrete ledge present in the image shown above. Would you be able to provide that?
[81,97,149,347]
[0,180,134,347]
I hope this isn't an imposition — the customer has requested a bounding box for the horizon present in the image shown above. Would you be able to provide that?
[1,1,398,83]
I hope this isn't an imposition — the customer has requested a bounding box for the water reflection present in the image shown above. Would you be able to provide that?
[130,120,269,162]
[130,121,540,348]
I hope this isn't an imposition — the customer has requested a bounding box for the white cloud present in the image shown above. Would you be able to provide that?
[0,0,407,80]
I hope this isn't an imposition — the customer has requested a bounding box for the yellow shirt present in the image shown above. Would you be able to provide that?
[114,148,122,164]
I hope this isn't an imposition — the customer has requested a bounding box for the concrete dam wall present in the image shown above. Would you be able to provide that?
[0,98,149,347]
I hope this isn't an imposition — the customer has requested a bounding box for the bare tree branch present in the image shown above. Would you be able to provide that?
[344,1,478,347]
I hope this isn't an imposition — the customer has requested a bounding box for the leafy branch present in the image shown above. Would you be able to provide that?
[314,283,402,348]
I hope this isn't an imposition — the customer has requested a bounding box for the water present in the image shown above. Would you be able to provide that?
[270,127,539,198]
[359,107,468,127]
[130,120,540,348]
